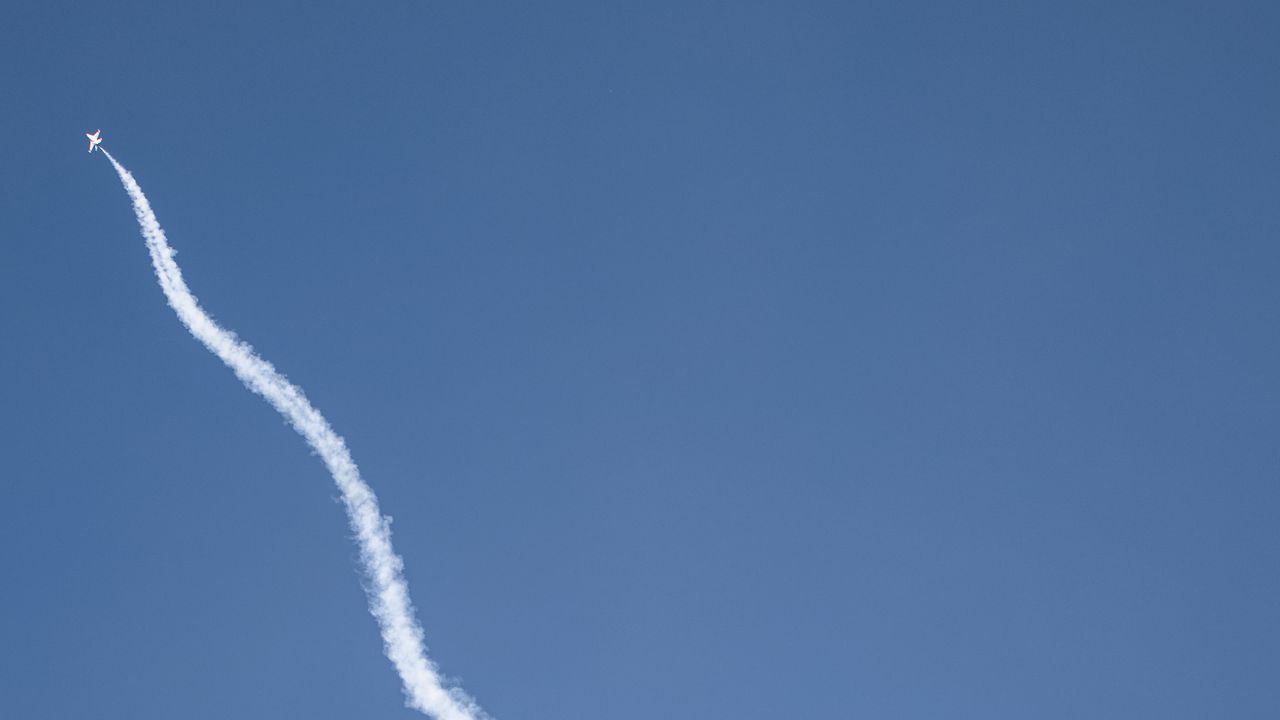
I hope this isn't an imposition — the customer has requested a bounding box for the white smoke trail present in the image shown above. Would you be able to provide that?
[101,149,486,720]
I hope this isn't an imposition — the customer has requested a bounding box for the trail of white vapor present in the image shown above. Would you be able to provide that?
[102,149,485,720]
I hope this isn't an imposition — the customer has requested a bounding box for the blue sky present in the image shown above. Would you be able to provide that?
[2,1,1280,718]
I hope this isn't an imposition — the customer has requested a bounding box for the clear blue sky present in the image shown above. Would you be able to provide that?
[2,2,1279,718]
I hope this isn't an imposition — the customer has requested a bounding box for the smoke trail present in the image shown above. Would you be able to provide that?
[101,149,486,720]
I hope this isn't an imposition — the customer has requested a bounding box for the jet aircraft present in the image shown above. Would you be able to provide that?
[86,129,102,153]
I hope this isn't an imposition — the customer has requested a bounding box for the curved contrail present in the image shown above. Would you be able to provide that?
[102,149,486,720]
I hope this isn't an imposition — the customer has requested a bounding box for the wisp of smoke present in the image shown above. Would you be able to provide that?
[101,149,486,720]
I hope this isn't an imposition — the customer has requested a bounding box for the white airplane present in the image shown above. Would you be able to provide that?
[86,129,102,153]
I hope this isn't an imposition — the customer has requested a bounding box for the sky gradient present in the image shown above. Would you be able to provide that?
[2,2,1280,718]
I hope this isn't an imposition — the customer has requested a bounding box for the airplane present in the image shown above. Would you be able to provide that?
[86,129,102,153]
